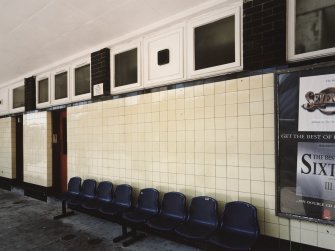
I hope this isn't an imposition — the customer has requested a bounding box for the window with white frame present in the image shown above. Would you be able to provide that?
[288,0,335,61]
[111,40,141,94]
[72,58,91,101]
[9,82,25,113]
[36,74,50,108]
[52,67,70,104]
[187,6,242,79]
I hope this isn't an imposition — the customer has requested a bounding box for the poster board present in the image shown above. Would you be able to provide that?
[277,65,335,224]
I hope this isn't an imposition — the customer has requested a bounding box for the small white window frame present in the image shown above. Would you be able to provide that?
[187,6,242,79]
[36,73,51,109]
[110,40,142,94]
[9,81,25,114]
[71,57,91,102]
[287,0,335,62]
[51,66,71,105]
[0,87,9,116]
[143,25,185,88]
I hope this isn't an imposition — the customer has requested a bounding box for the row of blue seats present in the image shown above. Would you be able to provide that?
[54,177,260,250]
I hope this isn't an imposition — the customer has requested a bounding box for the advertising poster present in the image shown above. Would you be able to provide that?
[298,74,335,131]
[277,67,335,223]
[296,142,335,201]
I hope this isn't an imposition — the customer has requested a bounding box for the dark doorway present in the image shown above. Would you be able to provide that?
[52,109,67,195]
[15,115,23,186]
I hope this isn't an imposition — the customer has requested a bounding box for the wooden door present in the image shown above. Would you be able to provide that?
[52,109,67,194]
[15,115,23,185]
[59,110,67,193]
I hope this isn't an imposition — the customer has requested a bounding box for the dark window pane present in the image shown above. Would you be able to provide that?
[13,86,25,109]
[295,0,335,54]
[115,48,137,87]
[55,72,68,100]
[75,64,90,96]
[194,15,235,71]
[38,78,49,103]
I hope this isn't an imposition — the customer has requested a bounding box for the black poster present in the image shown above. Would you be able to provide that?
[277,66,335,224]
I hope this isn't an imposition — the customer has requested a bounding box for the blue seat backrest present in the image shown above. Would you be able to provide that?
[68,177,81,195]
[188,196,218,227]
[161,192,186,220]
[221,201,259,237]
[137,188,159,214]
[81,179,97,198]
[114,184,132,207]
[96,181,113,202]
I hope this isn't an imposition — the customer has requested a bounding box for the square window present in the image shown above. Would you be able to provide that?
[158,49,170,65]
[115,48,138,87]
[36,73,51,108]
[9,82,24,113]
[38,78,49,104]
[13,85,25,109]
[55,72,68,100]
[75,64,90,96]
[288,0,335,61]
[187,6,242,78]
[194,15,235,70]
[111,41,141,94]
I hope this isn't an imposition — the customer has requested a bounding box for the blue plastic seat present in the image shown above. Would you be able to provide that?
[99,184,132,217]
[67,179,97,209]
[82,181,113,211]
[66,177,81,196]
[208,201,259,251]
[122,188,159,224]
[146,192,186,232]
[54,177,82,219]
[114,188,159,246]
[174,196,218,241]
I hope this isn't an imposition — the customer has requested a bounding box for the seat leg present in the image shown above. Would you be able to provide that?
[53,200,75,220]
[113,224,135,243]
[122,230,146,247]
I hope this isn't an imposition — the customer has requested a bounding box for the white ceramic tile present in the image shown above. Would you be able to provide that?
[279,225,290,240]
[251,180,264,194]
[238,90,249,103]
[214,81,225,94]
[0,118,16,179]
[23,112,52,187]
[300,229,318,246]
[238,116,250,129]
[250,75,263,89]
[237,77,250,91]
[250,88,263,102]
[262,74,274,87]
[318,232,335,250]
[239,179,250,193]
[290,227,301,242]
[264,222,279,238]
[225,79,237,92]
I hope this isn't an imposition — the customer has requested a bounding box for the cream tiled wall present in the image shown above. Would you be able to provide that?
[23,112,52,187]
[0,117,16,179]
[67,74,335,250]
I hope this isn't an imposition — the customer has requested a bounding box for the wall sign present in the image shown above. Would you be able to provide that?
[277,66,335,224]
[93,83,104,96]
